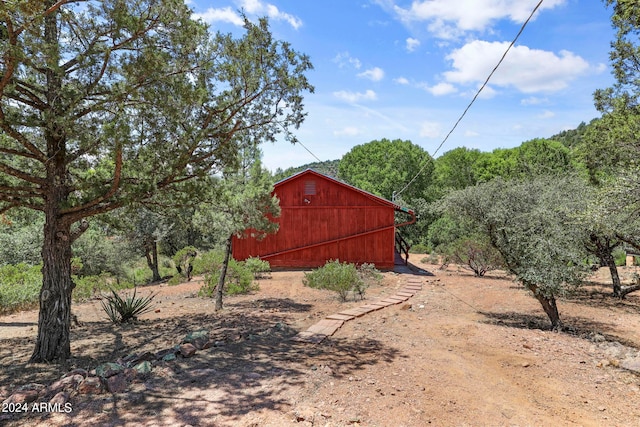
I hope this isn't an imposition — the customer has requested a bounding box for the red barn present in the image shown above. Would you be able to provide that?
[232,169,415,270]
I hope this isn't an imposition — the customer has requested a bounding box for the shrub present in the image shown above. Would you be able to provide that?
[172,246,198,280]
[303,260,371,302]
[244,257,271,279]
[198,257,258,297]
[613,248,627,267]
[192,249,224,275]
[409,243,430,254]
[73,273,123,301]
[0,263,42,313]
[100,287,156,324]
[443,236,503,277]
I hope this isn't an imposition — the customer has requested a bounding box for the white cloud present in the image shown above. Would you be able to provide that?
[464,130,480,137]
[406,37,421,52]
[334,126,362,137]
[357,67,385,82]
[424,82,457,96]
[394,77,410,85]
[333,90,378,103]
[538,110,555,119]
[193,7,245,26]
[193,0,302,29]
[521,96,549,106]
[443,41,590,93]
[392,0,566,39]
[333,52,362,69]
[419,121,441,138]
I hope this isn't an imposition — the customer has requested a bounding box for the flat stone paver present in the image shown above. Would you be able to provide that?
[291,277,424,343]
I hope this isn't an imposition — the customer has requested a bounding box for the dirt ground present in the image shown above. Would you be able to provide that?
[1,256,640,427]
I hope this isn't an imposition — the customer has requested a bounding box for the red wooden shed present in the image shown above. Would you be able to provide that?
[232,169,415,270]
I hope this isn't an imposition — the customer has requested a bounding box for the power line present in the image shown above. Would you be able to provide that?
[394,0,545,200]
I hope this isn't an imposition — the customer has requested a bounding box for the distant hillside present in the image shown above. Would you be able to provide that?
[273,159,340,181]
[549,120,594,148]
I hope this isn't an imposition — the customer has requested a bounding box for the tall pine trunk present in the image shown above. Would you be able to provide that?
[214,235,233,311]
[31,211,74,362]
[30,2,74,363]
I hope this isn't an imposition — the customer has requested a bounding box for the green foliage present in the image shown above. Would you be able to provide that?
[429,147,483,199]
[198,256,258,297]
[192,250,224,276]
[274,160,340,181]
[409,244,430,254]
[441,175,591,327]
[303,260,381,302]
[244,257,271,279]
[613,248,627,266]
[172,246,198,280]
[72,227,134,277]
[100,287,157,324]
[338,138,434,201]
[0,211,43,266]
[442,236,504,277]
[0,263,42,313]
[72,273,122,302]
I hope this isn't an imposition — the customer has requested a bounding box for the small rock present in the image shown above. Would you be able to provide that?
[156,347,178,361]
[521,362,530,368]
[162,353,177,362]
[49,391,68,406]
[106,373,128,393]
[48,374,84,394]
[95,362,125,378]
[3,390,39,405]
[183,330,210,350]
[63,368,88,378]
[179,343,197,358]
[77,376,104,394]
[134,361,153,375]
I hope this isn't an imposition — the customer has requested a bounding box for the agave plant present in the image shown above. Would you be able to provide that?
[100,287,156,324]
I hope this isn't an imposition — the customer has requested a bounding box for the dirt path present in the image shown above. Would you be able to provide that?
[1,259,640,426]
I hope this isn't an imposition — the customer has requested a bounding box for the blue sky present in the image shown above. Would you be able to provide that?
[188,0,616,172]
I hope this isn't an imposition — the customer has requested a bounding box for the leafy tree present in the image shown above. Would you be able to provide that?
[194,152,280,311]
[0,1,312,362]
[0,209,43,265]
[428,147,483,199]
[338,138,434,202]
[441,176,591,329]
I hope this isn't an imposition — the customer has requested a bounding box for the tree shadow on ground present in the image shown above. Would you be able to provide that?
[230,298,313,312]
[478,311,640,349]
[1,304,402,427]
[564,284,640,313]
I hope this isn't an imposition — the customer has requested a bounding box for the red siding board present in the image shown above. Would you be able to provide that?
[233,170,400,270]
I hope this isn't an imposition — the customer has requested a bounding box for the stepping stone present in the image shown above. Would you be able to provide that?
[306,318,344,335]
[369,300,396,307]
[326,313,355,321]
[338,308,370,317]
[389,295,410,301]
[380,297,405,303]
[396,291,415,297]
[359,304,384,311]
[403,284,422,290]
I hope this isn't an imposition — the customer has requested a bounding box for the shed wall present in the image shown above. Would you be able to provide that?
[232,171,397,269]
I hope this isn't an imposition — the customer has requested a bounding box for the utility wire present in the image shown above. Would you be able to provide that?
[394,0,545,200]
